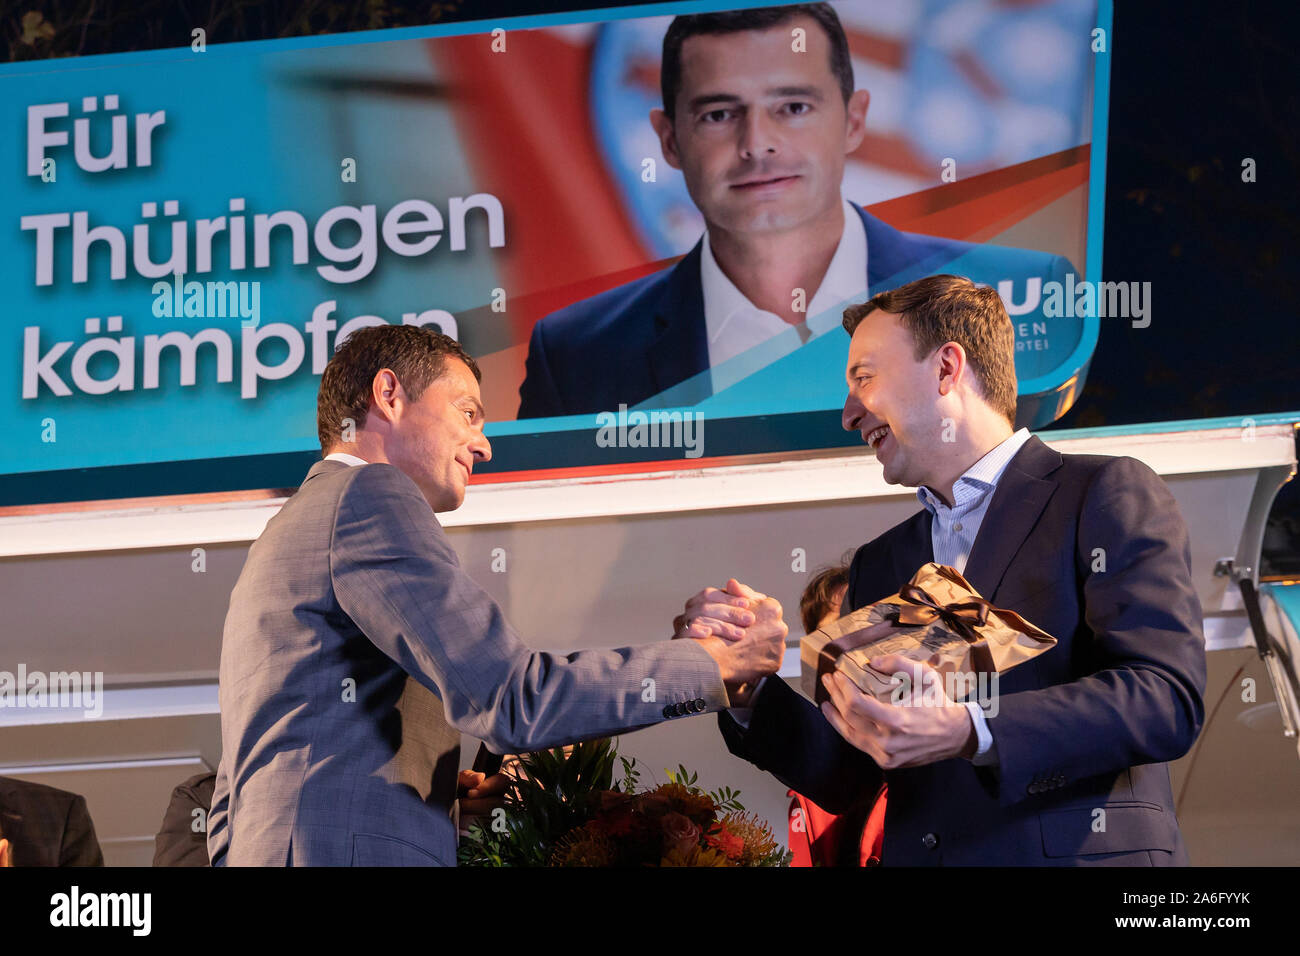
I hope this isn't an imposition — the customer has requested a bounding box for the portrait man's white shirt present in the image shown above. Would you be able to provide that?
[700,195,868,388]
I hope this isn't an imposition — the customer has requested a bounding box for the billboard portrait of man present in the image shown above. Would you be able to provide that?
[517,3,1077,422]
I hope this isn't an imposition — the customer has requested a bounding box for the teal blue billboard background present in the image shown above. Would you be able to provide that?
[0,0,1110,503]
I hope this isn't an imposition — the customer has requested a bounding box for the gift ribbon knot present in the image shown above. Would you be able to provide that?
[893,584,995,643]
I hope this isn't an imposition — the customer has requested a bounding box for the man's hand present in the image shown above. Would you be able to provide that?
[676,579,787,698]
[820,653,977,769]
[456,768,512,835]
[0,838,11,867]
[672,579,758,641]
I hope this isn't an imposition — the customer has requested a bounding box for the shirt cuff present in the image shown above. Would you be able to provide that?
[964,700,997,765]
[726,675,768,729]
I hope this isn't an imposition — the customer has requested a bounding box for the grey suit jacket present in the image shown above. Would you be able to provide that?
[208,459,728,866]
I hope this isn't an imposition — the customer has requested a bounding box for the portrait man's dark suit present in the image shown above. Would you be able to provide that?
[0,776,104,866]
[719,436,1207,865]
[518,203,1073,418]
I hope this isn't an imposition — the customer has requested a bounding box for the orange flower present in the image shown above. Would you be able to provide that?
[705,823,744,861]
[661,845,730,867]
[654,782,718,823]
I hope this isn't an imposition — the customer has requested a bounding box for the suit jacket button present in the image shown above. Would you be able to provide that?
[921,833,938,850]
[694,697,706,711]
[675,702,687,716]
[1027,782,1040,795]
[662,705,674,719]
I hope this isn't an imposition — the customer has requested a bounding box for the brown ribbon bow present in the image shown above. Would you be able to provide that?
[892,584,996,644]
[816,584,1002,703]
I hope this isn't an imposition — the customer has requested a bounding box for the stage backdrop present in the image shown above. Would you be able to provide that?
[1,0,1111,505]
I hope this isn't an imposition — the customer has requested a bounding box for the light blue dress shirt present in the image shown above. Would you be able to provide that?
[917,427,1032,765]
[730,428,1033,770]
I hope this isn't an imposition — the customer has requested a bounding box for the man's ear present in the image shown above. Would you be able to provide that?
[370,368,405,424]
[649,108,683,171]
[844,89,870,154]
[935,342,967,397]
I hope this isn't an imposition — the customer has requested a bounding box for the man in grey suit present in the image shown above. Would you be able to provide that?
[207,324,786,866]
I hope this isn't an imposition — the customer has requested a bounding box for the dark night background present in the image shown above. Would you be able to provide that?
[5,0,1298,568]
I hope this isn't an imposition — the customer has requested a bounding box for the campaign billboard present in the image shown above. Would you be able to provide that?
[1,0,1111,504]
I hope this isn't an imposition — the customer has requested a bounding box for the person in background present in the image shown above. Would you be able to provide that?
[799,562,848,636]
[788,563,884,866]
[153,772,216,867]
[0,775,104,866]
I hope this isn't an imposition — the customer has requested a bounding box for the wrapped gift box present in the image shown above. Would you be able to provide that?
[801,562,1056,706]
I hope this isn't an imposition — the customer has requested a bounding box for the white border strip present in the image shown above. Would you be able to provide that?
[0,756,208,775]
[1,425,1293,557]
[0,683,219,726]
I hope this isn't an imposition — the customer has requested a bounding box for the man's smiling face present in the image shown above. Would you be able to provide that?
[386,358,491,513]
[841,308,945,489]
[652,14,867,235]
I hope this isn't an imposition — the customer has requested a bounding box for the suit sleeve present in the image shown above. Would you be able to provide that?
[59,794,104,866]
[716,544,883,814]
[986,456,1207,807]
[329,464,730,755]
[517,321,564,419]
[205,761,231,867]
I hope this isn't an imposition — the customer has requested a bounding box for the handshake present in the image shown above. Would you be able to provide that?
[672,579,788,707]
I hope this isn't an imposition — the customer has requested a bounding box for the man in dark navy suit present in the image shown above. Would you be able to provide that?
[518,5,1073,419]
[679,274,1206,865]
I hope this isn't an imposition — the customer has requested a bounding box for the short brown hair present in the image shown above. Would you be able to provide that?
[661,4,853,121]
[316,324,481,453]
[800,563,849,634]
[842,274,1017,425]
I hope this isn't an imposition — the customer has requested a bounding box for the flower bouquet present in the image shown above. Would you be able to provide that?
[457,737,790,867]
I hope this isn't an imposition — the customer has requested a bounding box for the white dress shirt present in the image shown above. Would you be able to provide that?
[730,429,1034,769]
[324,452,369,467]
[700,196,868,378]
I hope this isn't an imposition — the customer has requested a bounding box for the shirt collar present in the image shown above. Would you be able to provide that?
[916,428,1033,513]
[700,196,866,345]
[324,452,369,467]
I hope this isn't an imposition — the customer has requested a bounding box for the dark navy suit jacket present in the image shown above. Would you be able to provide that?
[518,203,1073,418]
[719,436,1208,866]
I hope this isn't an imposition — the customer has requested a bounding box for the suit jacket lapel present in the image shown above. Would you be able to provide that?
[859,203,911,293]
[890,508,935,595]
[857,202,962,293]
[648,241,710,398]
[961,436,1063,600]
